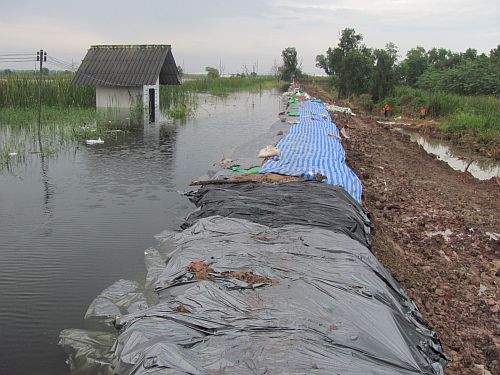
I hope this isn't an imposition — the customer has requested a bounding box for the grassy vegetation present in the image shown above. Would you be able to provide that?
[391,87,500,145]
[0,106,97,125]
[346,86,500,157]
[0,75,94,107]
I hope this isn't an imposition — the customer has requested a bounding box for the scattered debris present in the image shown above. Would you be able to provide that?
[426,229,453,242]
[300,172,327,181]
[250,235,277,242]
[258,145,280,158]
[327,133,342,141]
[173,304,191,313]
[220,271,278,287]
[376,121,412,126]
[478,284,487,296]
[86,138,104,145]
[340,127,350,139]
[485,232,499,241]
[190,173,307,186]
[185,261,214,281]
[474,364,493,375]
[326,104,354,115]
[185,261,277,287]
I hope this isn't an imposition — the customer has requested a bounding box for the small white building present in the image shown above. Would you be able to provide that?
[72,45,180,121]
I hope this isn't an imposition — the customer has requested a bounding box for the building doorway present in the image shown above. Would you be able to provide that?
[149,88,155,122]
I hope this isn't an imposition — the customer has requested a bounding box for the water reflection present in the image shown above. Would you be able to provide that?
[0,90,281,375]
[403,130,499,180]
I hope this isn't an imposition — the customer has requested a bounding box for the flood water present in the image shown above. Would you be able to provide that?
[0,90,281,375]
[401,130,499,180]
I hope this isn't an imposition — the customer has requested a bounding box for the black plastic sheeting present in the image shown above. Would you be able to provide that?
[60,214,447,374]
[59,111,447,373]
[183,182,372,248]
[117,217,446,373]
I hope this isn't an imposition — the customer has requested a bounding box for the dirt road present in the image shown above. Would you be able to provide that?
[306,85,499,375]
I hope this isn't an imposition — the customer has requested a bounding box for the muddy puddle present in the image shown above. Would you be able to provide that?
[398,129,499,180]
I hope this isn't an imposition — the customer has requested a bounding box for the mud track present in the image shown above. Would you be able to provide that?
[306,85,499,375]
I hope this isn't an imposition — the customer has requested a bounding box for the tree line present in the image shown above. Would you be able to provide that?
[279,28,499,100]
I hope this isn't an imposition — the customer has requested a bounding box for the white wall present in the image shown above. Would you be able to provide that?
[96,86,142,109]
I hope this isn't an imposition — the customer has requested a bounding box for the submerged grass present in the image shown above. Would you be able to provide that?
[160,77,280,117]
[182,77,279,96]
[0,76,281,167]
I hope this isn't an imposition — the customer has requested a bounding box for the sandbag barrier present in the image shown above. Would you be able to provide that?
[60,94,448,374]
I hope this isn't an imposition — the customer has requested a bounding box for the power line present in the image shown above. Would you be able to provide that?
[0,58,36,61]
[0,54,34,57]
[47,56,75,70]
[0,51,33,54]
[46,59,74,71]
[0,59,36,63]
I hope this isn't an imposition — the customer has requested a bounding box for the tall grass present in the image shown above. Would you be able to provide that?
[392,86,500,119]
[390,86,500,156]
[0,75,94,108]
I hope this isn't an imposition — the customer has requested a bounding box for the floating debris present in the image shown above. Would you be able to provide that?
[86,138,104,145]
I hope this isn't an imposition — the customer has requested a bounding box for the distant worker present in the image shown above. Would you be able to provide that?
[383,104,391,118]
[419,107,428,119]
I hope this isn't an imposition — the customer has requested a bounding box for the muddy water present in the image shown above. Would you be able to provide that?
[0,90,281,375]
[401,130,499,180]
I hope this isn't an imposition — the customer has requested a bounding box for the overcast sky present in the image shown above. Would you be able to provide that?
[0,0,499,74]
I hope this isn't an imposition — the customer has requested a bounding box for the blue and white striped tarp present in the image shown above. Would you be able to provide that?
[259,101,363,202]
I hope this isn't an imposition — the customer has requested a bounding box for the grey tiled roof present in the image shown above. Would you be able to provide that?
[72,45,180,87]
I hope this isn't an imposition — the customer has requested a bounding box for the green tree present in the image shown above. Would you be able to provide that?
[490,45,500,63]
[205,66,220,79]
[279,47,301,81]
[400,46,428,87]
[462,48,477,61]
[177,65,184,78]
[371,43,398,101]
[316,28,375,97]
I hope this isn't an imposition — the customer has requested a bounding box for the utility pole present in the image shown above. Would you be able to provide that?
[36,49,46,127]
[36,49,46,155]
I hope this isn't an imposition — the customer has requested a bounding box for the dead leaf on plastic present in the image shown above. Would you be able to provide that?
[173,304,191,313]
[250,234,277,242]
[220,271,278,287]
[185,261,214,280]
